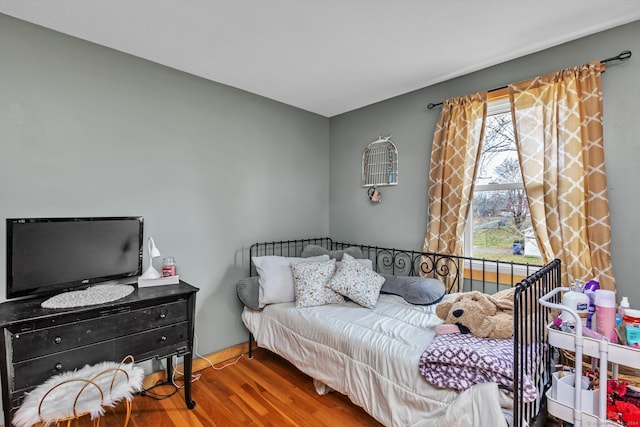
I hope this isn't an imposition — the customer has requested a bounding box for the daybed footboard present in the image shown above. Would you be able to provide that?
[513,258,561,426]
[242,237,560,427]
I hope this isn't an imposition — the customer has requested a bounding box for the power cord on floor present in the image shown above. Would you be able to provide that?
[141,333,246,398]
[197,333,246,370]
[174,334,245,376]
[140,379,180,400]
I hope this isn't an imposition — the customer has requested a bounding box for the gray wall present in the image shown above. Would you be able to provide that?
[329,20,640,305]
[0,13,330,360]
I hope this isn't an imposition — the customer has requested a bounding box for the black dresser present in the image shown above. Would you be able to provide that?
[0,281,198,426]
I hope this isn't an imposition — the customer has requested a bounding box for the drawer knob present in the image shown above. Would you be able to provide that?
[161,335,167,341]
[55,363,63,371]
[160,313,167,319]
[54,336,62,344]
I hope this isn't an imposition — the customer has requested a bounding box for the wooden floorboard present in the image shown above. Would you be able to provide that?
[61,348,382,427]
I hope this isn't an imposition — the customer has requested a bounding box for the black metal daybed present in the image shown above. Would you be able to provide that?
[236,237,560,427]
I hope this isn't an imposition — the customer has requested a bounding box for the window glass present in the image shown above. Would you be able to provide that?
[477,113,520,185]
[467,106,543,265]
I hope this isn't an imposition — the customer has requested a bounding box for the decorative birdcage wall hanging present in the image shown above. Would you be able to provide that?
[361,135,398,203]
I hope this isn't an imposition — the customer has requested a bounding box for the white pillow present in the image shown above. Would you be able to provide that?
[290,259,344,308]
[253,255,329,308]
[328,253,385,309]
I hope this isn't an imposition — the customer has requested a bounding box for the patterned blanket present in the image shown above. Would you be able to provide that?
[418,333,538,402]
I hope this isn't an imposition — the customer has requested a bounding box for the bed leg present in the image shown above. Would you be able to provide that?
[248,332,254,359]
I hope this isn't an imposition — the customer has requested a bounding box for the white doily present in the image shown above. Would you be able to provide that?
[41,284,135,309]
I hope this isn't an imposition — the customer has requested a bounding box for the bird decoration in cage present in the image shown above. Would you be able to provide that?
[362,135,398,204]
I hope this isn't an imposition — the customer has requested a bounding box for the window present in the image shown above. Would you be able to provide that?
[464,95,543,265]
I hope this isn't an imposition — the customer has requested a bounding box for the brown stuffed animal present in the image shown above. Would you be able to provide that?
[435,288,515,339]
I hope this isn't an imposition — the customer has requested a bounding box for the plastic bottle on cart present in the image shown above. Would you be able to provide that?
[617,296,630,327]
[561,280,589,328]
[623,308,640,346]
[583,279,599,329]
[595,289,617,342]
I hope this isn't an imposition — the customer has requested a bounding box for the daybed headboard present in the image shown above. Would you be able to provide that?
[249,237,544,294]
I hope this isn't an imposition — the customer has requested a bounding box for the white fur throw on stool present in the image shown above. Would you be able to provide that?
[13,360,145,427]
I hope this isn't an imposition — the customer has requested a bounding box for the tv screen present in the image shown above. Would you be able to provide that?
[6,217,143,299]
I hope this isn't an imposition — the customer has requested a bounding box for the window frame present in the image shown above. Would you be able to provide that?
[463,93,541,277]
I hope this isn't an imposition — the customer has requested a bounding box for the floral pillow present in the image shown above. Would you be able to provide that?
[290,259,344,308]
[252,254,329,308]
[328,253,385,309]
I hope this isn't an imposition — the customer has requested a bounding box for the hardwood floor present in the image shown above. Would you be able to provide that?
[17,347,563,427]
[67,348,383,427]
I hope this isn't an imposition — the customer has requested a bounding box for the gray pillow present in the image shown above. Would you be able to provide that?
[380,274,445,306]
[301,244,364,261]
[236,276,260,310]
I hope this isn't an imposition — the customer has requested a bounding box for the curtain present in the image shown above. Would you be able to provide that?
[423,93,487,260]
[510,62,616,290]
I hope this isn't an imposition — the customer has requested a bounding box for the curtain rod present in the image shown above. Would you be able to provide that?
[426,50,632,110]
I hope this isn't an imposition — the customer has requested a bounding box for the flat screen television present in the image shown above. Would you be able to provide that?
[6,217,143,299]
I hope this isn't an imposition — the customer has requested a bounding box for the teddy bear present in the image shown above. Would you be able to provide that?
[435,288,515,340]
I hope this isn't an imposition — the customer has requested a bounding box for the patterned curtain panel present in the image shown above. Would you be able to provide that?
[509,62,616,290]
[423,93,487,261]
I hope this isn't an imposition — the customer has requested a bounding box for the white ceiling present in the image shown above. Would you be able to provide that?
[1,1,639,117]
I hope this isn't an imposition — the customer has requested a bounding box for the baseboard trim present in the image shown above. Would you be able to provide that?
[142,340,252,389]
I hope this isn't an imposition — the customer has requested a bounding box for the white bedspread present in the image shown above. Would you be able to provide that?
[242,294,510,427]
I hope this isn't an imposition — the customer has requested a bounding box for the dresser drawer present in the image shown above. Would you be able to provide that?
[10,301,187,362]
[11,322,189,393]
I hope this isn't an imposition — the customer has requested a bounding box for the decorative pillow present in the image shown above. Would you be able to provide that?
[301,244,364,261]
[380,274,446,306]
[327,253,385,309]
[335,258,373,270]
[252,255,329,308]
[290,259,344,308]
[236,276,260,310]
